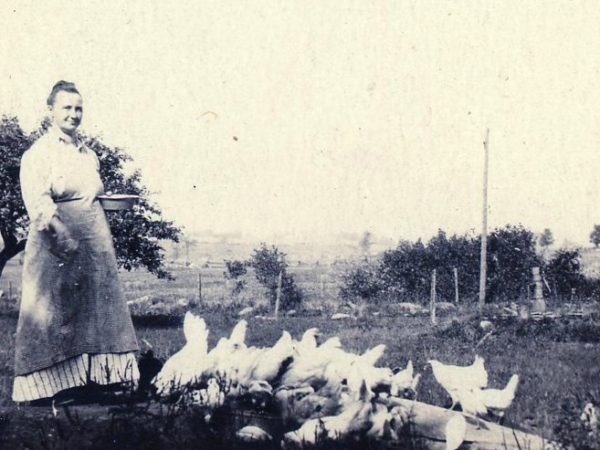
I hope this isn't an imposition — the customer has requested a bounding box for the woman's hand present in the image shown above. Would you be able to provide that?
[49,216,79,260]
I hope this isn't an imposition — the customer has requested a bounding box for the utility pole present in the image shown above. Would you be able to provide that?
[479,129,490,310]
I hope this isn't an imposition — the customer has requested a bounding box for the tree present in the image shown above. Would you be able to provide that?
[486,224,541,302]
[224,259,248,294]
[340,224,542,304]
[0,117,30,277]
[248,243,303,310]
[0,115,181,280]
[359,231,373,261]
[538,228,554,262]
[545,249,584,298]
[590,225,600,248]
[539,228,554,249]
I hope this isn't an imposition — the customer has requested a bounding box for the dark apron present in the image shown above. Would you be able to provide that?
[14,199,139,375]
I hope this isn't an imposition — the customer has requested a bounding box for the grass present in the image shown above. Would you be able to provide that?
[1,258,600,448]
[2,311,599,447]
[0,260,345,311]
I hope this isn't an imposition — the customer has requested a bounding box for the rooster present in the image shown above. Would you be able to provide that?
[429,355,488,409]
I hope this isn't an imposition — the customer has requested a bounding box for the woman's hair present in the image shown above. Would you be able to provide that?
[47,80,80,106]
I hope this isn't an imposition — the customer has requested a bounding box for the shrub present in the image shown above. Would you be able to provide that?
[339,263,382,302]
[544,249,585,298]
[340,225,557,305]
[248,243,303,311]
[223,259,248,294]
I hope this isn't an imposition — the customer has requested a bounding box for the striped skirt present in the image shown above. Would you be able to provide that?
[12,352,139,403]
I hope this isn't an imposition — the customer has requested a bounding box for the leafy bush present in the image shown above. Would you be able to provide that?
[247,244,303,311]
[224,259,248,294]
[339,263,382,302]
[545,249,586,298]
[339,225,586,305]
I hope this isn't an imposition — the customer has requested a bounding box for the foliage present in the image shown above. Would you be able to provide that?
[0,115,180,280]
[339,262,382,302]
[539,228,554,249]
[554,390,600,450]
[247,243,303,310]
[0,117,30,275]
[341,225,547,304]
[545,249,585,298]
[591,225,600,248]
[224,259,248,280]
[358,230,373,260]
[486,224,542,302]
[223,259,248,295]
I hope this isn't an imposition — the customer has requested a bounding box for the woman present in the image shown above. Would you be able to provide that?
[13,81,140,404]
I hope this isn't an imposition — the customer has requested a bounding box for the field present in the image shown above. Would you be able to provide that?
[0,259,346,311]
[1,259,600,448]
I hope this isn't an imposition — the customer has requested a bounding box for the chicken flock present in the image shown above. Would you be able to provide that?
[148,312,520,449]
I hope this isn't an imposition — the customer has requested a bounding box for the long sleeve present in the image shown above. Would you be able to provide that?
[20,148,58,232]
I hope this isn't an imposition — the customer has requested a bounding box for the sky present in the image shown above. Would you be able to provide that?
[1,1,600,246]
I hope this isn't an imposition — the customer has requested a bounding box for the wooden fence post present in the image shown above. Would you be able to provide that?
[430,269,437,325]
[197,272,202,305]
[320,274,325,298]
[274,271,283,320]
[453,267,459,304]
[9,281,12,300]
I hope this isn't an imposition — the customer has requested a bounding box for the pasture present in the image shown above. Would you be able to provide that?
[0,259,599,448]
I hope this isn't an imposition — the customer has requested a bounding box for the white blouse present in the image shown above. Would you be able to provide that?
[20,127,104,231]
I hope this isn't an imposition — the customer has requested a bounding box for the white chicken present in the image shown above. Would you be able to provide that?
[249,330,294,382]
[453,373,519,424]
[284,340,389,395]
[245,380,273,408]
[366,402,393,439]
[291,382,352,422]
[294,327,319,355]
[235,425,272,442]
[429,355,488,408]
[201,319,248,381]
[274,385,316,422]
[453,386,488,418]
[152,312,209,394]
[190,377,224,408]
[479,374,519,419]
[390,360,421,397]
[282,380,374,447]
[581,402,599,433]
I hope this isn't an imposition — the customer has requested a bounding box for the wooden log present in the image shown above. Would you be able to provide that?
[380,397,554,450]
[1,398,555,450]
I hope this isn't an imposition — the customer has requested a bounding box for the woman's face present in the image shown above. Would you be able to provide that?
[50,90,83,135]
